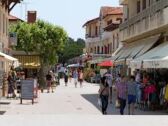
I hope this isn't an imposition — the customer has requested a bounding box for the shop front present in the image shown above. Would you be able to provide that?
[130,41,168,111]
[14,55,40,78]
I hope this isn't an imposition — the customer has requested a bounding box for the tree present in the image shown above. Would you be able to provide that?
[58,37,85,63]
[10,20,68,88]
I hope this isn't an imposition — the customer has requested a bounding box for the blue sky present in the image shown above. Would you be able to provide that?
[11,0,119,40]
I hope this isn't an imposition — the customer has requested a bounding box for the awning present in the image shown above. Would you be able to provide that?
[135,35,160,58]
[14,55,40,69]
[0,52,18,61]
[67,63,84,68]
[118,34,160,68]
[98,60,113,67]
[141,42,168,68]
[0,52,19,68]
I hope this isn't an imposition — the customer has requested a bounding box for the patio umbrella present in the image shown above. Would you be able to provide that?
[98,60,113,67]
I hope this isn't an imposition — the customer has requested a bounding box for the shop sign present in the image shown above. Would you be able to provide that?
[20,79,36,104]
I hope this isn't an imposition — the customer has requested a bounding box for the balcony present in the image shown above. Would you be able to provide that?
[102,31,112,40]
[85,35,100,43]
[119,0,128,5]
[119,0,168,42]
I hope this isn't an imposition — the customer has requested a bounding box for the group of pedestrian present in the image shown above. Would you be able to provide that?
[64,69,84,88]
[98,73,138,115]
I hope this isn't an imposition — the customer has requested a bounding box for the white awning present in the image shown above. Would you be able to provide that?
[0,52,19,68]
[115,35,159,65]
[135,35,160,58]
[0,52,18,61]
[142,42,168,68]
[130,42,168,68]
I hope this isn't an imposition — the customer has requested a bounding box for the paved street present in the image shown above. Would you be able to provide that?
[0,79,167,115]
[0,79,168,126]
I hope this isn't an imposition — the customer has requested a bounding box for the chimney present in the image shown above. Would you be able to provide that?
[27,11,37,23]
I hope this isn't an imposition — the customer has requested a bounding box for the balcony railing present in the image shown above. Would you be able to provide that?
[120,0,168,30]
[85,36,100,43]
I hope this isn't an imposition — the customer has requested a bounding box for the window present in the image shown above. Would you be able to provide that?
[107,20,112,25]
[149,0,151,6]
[117,33,119,48]
[137,1,141,13]
[101,47,104,54]
[113,35,115,51]
[90,48,93,53]
[95,26,98,36]
[6,18,8,36]
[143,0,146,10]
[97,46,100,54]
[3,14,5,34]
[89,26,91,37]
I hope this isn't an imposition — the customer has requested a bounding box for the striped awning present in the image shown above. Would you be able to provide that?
[14,55,40,69]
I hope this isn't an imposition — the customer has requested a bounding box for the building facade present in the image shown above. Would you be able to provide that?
[83,6,123,63]
[0,0,21,96]
[117,0,168,75]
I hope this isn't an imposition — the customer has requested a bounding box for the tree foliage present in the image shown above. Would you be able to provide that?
[58,37,85,63]
[10,20,68,65]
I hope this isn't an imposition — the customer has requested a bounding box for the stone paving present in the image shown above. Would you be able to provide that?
[0,79,167,115]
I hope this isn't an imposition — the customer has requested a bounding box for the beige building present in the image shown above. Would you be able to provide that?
[116,0,168,75]
[0,0,21,96]
[83,6,123,63]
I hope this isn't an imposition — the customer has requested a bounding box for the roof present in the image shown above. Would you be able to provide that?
[8,14,23,22]
[83,17,99,27]
[100,6,123,18]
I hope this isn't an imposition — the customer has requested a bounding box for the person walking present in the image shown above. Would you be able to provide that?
[116,75,127,115]
[127,76,137,115]
[7,72,16,98]
[69,70,72,83]
[73,69,78,88]
[64,69,68,86]
[79,70,84,88]
[98,76,109,115]
[106,70,113,104]
[46,71,52,93]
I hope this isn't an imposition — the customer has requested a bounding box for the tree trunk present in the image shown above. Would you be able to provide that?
[38,62,46,91]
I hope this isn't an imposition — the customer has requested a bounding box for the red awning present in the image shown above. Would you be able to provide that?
[98,60,113,67]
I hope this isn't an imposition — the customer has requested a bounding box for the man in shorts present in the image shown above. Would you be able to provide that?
[127,76,137,115]
[46,71,53,93]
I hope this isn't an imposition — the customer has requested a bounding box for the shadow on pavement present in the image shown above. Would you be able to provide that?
[0,102,10,105]
[0,111,6,115]
[81,94,115,115]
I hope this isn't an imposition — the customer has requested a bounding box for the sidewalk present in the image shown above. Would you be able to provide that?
[0,79,167,115]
